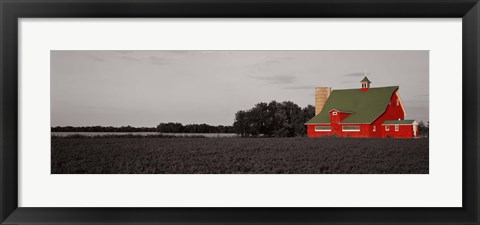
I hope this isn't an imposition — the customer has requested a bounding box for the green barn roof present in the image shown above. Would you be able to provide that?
[306,86,398,124]
[382,120,416,125]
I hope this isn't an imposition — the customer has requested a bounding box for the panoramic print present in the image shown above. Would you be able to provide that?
[51,50,429,174]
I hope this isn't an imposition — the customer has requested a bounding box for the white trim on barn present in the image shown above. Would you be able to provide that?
[395,91,407,117]
[342,126,361,132]
[314,126,331,132]
[328,109,353,114]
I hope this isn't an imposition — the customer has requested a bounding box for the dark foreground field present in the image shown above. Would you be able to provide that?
[51,137,429,174]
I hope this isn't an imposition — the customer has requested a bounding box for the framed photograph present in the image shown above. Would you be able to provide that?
[1,0,479,224]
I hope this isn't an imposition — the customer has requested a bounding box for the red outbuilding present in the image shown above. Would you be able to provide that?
[306,76,418,138]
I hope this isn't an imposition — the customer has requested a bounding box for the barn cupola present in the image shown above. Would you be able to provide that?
[360,76,371,92]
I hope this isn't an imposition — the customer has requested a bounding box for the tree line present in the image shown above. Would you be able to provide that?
[156,123,234,133]
[233,101,315,137]
[52,124,235,133]
[51,126,157,132]
[52,101,314,136]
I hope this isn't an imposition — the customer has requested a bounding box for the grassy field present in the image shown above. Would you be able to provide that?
[51,137,429,174]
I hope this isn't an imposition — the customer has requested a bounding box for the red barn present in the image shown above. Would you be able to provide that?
[305,76,418,138]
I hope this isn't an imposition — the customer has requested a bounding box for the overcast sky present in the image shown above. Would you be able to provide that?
[51,50,429,127]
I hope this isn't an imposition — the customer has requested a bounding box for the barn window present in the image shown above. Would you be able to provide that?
[395,125,399,131]
[373,126,376,132]
[315,126,331,132]
[332,111,338,115]
[385,126,390,131]
[342,126,360,132]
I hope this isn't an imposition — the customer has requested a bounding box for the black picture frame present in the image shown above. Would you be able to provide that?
[1,0,479,224]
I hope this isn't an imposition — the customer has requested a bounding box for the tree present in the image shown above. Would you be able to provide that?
[418,121,429,138]
[299,104,315,135]
[233,110,249,136]
[233,101,315,137]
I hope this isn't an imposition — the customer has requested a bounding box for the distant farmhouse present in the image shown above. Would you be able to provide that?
[305,76,418,138]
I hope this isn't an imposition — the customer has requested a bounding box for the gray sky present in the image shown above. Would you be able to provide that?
[51,50,429,127]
